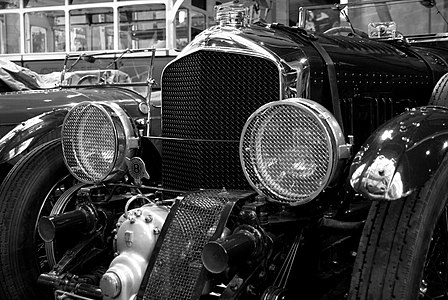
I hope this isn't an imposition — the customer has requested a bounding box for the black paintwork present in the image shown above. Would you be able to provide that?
[0,87,146,178]
[350,106,448,200]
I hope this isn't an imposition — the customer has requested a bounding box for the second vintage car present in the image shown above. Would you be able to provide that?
[0,49,159,181]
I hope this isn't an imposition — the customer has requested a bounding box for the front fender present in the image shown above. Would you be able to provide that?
[349,106,448,200]
[0,108,68,165]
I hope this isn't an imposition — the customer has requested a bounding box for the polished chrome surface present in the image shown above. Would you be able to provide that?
[350,154,404,200]
[102,200,168,300]
[240,98,347,205]
[62,102,137,184]
[350,106,448,200]
[215,0,251,28]
[171,24,310,100]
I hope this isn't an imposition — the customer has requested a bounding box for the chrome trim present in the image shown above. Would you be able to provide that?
[240,98,347,205]
[283,57,311,99]
[349,106,448,201]
[161,24,311,111]
[62,101,137,184]
[214,0,252,28]
[350,154,407,200]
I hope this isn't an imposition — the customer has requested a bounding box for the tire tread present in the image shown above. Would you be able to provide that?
[0,140,66,300]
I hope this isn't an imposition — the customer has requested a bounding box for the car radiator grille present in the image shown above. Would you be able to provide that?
[161,50,280,191]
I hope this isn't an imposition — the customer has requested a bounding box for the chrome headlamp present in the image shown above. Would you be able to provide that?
[240,98,348,206]
[62,102,137,184]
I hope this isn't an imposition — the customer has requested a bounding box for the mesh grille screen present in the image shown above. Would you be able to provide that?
[241,103,332,204]
[161,50,280,191]
[142,190,230,300]
[62,103,117,183]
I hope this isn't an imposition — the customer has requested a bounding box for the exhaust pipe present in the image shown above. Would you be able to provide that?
[201,225,262,274]
[38,206,96,242]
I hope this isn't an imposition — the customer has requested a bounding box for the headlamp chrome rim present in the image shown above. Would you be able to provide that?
[61,101,136,184]
[240,98,346,206]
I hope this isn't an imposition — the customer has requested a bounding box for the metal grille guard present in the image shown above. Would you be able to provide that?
[138,190,254,300]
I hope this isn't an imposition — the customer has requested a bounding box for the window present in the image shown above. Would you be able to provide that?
[70,8,113,51]
[176,10,206,49]
[176,9,188,49]
[70,0,111,4]
[119,4,166,50]
[0,0,19,9]
[25,0,62,8]
[25,11,65,53]
[191,11,206,39]
[0,0,215,57]
[0,13,20,53]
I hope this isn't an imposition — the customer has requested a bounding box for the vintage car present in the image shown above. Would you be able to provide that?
[0,49,158,181]
[1,0,448,299]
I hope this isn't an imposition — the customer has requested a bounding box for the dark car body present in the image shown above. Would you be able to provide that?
[0,88,149,179]
[156,23,448,195]
[0,51,156,180]
[2,1,448,300]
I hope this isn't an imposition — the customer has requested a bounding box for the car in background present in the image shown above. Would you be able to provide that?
[0,49,159,181]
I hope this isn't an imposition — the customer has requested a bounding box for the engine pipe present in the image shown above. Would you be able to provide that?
[202,225,263,274]
[38,273,103,299]
[38,206,96,242]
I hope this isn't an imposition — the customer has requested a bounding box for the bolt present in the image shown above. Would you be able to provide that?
[145,215,153,223]
[229,282,238,291]
[246,284,256,295]
[153,227,161,235]
[228,277,243,291]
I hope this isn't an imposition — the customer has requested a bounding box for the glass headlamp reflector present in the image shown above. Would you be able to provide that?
[240,98,346,205]
[62,102,135,184]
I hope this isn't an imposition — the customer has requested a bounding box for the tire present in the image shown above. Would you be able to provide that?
[0,139,74,300]
[349,154,448,299]
[429,73,448,106]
